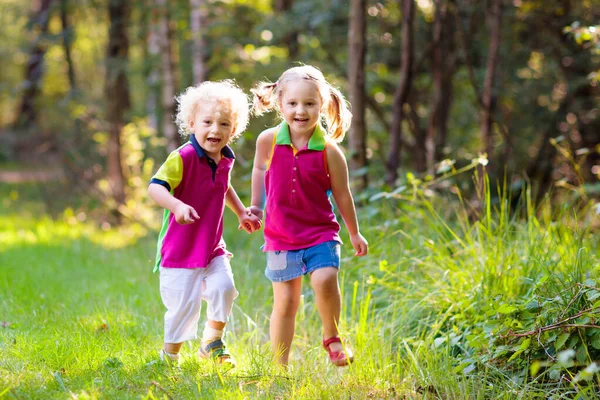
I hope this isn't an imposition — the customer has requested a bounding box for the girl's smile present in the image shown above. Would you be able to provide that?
[280,80,323,137]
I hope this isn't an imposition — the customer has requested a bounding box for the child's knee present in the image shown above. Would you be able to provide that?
[206,281,238,303]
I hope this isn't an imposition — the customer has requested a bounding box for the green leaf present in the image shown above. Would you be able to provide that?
[555,333,570,350]
[463,364,476,374]
[520,338,532,350]
[530,361,542,376]
[508,349,525,362]
[496,304,518,314]
[591,334,600,350]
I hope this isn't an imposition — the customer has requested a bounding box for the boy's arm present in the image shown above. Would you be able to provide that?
[327,143,368,256]
[225,184,246,217]
[226,184,262,233]
[148,183,199,224]
[250,129,275,220]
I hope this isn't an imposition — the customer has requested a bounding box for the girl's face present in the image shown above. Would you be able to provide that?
[279,80,323,137]
[190,103,235,160]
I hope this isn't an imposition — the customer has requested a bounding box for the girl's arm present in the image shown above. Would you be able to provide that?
[148,183,199,224]
[327,143,368,256]
[249,128,276,220]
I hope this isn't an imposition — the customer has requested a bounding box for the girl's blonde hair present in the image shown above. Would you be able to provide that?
[175,80,250,139]
[251,65,352,142]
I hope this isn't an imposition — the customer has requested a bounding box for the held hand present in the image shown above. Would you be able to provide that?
[238,210,262,234]
[248,205,264,222]
[174,203,200,225]
[350,233,368,256]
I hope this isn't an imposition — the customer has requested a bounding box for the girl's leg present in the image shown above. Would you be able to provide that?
[270,277,302,364]
[309,267,343,353]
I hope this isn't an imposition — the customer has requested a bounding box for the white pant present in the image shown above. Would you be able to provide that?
[159,255,238,343]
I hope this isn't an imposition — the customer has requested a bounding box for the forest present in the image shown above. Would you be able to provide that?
[1,0,599,398]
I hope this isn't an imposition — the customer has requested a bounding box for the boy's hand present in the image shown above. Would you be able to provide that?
[248,205,264,221]
[238,210,262,234]
[350,233,368,256]
[174,203,200,225]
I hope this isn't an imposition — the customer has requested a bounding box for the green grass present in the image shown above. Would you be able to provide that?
[1,181,599,399]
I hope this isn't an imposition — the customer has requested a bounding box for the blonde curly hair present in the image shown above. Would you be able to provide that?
[175,80,250,140]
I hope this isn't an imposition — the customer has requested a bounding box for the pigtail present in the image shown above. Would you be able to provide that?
[251,81,279,116]
[324,85,352,142]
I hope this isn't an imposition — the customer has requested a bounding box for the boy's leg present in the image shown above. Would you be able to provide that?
[270,277,302,365]
[160,267,205,361]
[199,256,238,362]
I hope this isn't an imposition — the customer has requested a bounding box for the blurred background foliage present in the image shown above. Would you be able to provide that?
[0,0,598,223]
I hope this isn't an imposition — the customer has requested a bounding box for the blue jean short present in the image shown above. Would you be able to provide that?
[264,241,341,282]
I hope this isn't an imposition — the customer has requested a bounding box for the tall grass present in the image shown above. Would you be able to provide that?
[0,179,598,399]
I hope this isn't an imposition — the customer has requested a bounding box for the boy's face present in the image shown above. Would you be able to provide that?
[190,103,236,160]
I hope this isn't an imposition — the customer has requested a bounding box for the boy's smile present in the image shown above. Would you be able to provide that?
[190,103,236,161]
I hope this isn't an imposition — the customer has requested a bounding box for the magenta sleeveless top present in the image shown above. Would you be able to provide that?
[263,122,341,251]
[153,135,234,270]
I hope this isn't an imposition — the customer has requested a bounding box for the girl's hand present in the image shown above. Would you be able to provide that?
[350,233,368,256]
[248,205,264,221]
[174,203,200,225]
[238,210,262,233]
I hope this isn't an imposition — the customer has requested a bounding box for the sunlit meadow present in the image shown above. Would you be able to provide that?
[1,180,599,399]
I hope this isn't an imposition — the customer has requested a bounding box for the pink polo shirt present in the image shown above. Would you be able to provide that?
[263,122,341,251]
[150,135,234,271]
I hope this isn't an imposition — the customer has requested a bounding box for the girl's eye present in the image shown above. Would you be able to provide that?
[203,120,211,124]
[288,102,296,106]
[307,102,314,106]
[221,122,230,127]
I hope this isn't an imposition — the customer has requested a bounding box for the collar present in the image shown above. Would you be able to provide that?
[190,134,235,159]
[275,121,327,151]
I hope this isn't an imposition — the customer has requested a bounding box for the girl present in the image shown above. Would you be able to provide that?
[249,65,368,366]
[149,80,261,367]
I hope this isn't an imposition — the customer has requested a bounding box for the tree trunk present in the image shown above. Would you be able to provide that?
[156,0,180,152]
[60,0,76,94]
[190,0,208,83]
[427,0,456,172]
[347,0,368,189]
[481,0,502,161]
[425,0,444,174]
[385,0,414,186]
[105,0,131,207]
[146,8,161,131]
[474,0,501,202]
[14,0,55,129]
[274,0,298,61]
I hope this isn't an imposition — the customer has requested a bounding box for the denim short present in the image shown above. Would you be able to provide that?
[264,241,341,282]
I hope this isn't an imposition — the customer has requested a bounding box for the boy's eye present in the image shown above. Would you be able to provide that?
[203,120,211,124]
[307,102,314,106]
[221,122,230,127]
[288,102,296,106]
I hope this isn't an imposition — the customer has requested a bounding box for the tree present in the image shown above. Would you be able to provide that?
[190,0,208,84]
[14,0,56,129]
[386,0,415,185]
[347,0,368,190]
[105,0,131,207]
[60,0,76,94]
[480,0,502,162]
[156,0,180,152]
[274,0,299,61]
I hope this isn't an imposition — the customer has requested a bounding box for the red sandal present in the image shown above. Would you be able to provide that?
[322,336,353,367]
